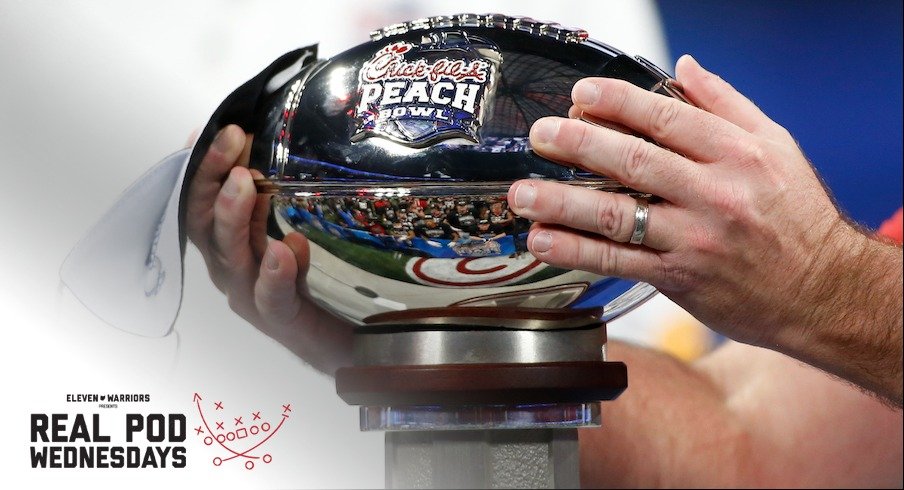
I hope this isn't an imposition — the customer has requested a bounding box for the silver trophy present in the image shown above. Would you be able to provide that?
[249,14,688,488]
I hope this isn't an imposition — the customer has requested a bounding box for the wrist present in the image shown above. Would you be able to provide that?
[772,220,903,404]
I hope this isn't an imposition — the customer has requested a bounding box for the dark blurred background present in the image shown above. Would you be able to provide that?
[658,0,903,229]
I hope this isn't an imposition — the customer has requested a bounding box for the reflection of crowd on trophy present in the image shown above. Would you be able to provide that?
[281,196,531,256]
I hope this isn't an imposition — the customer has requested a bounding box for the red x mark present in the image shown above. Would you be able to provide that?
[282,404,292,413]
[194,426,204,435]
[214,401,224,410]
[234,416,243,426]
[252,411,261,421]
[216,421,224,431]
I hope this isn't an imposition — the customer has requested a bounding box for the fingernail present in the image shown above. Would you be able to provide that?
[212,126,232,153]
[222,171,241,197]
[513,182,536,210]
[265,247,279,271]
[531,231,553,254]
[572,80,600,106]
[531,118,559,144]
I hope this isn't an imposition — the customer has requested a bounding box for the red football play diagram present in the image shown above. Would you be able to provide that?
[192,392,291,470]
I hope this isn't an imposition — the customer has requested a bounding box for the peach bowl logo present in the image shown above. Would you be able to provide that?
[352,31,502,148]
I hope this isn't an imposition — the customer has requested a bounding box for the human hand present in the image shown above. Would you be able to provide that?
[185,125,353,375]
[507,55,902,403]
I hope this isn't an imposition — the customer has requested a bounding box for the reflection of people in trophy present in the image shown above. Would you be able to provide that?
[446,199,478,235]
[406,200,425,223]
[488,200,514,235]
[414,216,458,241]
[426,205,445,223]
[367,220,386,236]
[388,221,414,245]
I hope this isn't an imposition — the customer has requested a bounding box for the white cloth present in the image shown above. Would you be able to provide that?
[61,149,191,337]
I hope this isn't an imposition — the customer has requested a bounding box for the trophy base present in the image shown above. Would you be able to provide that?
[360,402,601,432]
[336,361,626,407]
[335,322,625,489]
[335,323,626,429]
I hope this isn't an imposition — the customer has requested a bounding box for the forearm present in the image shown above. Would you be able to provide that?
[773,225,903,407]
[580,340,903,488]
[578,341,753,488]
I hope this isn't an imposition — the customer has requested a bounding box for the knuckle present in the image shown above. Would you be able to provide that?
[725,136,767,169]
[775,125,795,144]
[620,137,650,185]
[260,294,300,324]
[606,80,631,117]
[571,122,597,157]
[706,84,730,114]
[255,291,286,319]
[209,240,237,270]
[743,140,769,169]
[554,190,578,224]
[685,223,722,257]
[588,240,620,276]
[657,257,699,293]
[594,197,625,239]
[647,98,681,140]
[709,182,752,223]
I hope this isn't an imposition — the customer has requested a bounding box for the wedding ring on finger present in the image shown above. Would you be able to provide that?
[629,197,650,245]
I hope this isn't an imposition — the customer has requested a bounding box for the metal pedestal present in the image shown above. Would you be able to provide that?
[335,324,626,489]
[386,429,579,489]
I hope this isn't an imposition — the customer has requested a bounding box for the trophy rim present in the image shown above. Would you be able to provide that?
[255,178,648,199]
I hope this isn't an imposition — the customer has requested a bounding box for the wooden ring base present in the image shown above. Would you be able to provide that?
[336,361,627,406]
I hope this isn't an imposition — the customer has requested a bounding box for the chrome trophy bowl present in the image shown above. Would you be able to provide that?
[251,14,686,328]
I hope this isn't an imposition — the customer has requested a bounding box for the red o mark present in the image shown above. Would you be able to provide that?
[455,258,506,275]
[411,257,542,287]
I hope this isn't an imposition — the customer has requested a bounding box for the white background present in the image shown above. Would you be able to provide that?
[0,1,691,487]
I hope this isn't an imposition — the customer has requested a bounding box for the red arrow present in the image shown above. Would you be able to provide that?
[193,392,202,402]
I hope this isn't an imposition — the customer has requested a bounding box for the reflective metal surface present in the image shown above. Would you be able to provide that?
[251,14,686,326]
[363,403,600,432]
[354,327,605,366]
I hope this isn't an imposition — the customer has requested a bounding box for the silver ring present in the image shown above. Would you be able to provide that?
[629,198,649,245]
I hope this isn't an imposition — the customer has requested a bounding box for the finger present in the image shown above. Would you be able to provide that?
[185,125,246,246]
[526,224,663,285]
[254,240,303,325]
[675,54,786,139]
[209,166,259,287]
[568,104,635,135]
[530,117,702,204]
[282,232,311,283]
[238,132,254,167]
[570,76,750,163]
[508,179,681,251]
[249,168,271,261]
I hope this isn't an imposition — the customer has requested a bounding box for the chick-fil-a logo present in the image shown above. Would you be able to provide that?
[360,42,489,84]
